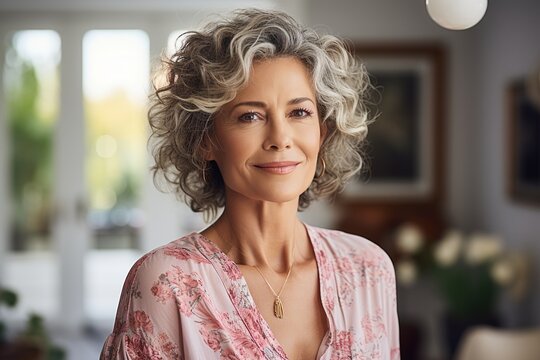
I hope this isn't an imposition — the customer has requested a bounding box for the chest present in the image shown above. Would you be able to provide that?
[240,261,329,359]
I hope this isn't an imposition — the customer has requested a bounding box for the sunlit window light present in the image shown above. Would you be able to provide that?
[83,30,149,103]
[83,29,149,251]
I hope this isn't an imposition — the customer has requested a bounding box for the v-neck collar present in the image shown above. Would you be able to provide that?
[194,223,334,360]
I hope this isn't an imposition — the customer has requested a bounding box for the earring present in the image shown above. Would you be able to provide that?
[317,157,326,177]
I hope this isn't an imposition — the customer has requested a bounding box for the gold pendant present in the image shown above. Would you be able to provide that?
[273,297,284,319]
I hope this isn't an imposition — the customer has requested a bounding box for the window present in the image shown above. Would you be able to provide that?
[83,30,149,250]
[83,30,150,323]
[3,30,61,320]
[4,30,60,252]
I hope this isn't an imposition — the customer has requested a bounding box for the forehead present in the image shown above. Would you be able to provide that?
[237,56,315,97]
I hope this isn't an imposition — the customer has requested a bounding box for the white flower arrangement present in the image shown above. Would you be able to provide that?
[396,223,424,255]
[394,224,529,318]
[463,233,503,265]
[433,230,463,267]
[394,223,424,285]
[396,260,418,286]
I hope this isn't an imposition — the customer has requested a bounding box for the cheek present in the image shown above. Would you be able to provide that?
[213,132,253,168]
[303,127,323,156]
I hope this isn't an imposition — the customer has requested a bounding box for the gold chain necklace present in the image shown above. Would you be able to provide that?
[253,238,295,319]
[217,223,297,319]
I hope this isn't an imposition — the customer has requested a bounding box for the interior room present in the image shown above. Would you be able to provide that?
[1,0,539,359]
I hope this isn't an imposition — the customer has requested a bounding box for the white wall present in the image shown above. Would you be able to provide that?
[310,0,540,305]
[308,0,479,232]
[0,0,274,12]
[306,0,540,357]
[306,4,478,356]
[474,0,540,325]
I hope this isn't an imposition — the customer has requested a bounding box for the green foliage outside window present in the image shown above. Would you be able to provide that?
[6,54,55,251]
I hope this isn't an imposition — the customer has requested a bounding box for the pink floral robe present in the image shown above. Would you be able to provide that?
[100,224,400,359]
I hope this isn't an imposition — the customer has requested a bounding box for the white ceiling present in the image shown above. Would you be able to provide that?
[0,0,276,12]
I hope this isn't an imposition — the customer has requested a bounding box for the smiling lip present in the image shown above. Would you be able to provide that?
[253,161,301,174]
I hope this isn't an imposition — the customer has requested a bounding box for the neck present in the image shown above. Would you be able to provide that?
[210,192,302,273]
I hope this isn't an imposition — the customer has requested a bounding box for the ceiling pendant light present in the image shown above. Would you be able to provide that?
[426,0,488,30]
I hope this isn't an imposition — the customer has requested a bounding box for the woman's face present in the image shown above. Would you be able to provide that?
[207,56,325,205]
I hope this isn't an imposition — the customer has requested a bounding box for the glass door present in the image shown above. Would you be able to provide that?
[2,30,61,322]
[82,29,149,328]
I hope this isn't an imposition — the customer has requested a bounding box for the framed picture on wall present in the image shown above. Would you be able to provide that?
[507,79,540,205]
[341,44,445,206]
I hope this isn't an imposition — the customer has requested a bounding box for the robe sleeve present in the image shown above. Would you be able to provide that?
[382,252,401,360]
[100,253,184,360]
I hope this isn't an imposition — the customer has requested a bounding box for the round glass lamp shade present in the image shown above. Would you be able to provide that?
[426,0,488,30]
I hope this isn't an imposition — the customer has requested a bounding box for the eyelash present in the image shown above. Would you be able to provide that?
[238,112,262,122]
[290,107,314,118]
[238,107,314,122]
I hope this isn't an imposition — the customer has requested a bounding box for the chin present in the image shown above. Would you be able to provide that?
[251,185,311,205]
[225,178,313,205]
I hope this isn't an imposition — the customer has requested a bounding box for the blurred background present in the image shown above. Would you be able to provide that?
[0,0,539,359]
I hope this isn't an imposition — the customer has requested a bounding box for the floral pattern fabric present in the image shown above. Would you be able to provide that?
[100,224,400,359]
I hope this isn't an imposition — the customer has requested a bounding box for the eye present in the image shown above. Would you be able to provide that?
[290,107,314,118]
[238,111,263,122]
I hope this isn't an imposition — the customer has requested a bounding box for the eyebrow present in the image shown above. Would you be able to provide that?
[230,97,315,111]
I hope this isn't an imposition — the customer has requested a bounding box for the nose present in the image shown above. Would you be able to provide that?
[262,115,292,151]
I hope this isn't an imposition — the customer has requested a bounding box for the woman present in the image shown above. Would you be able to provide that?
[101,8,399,360]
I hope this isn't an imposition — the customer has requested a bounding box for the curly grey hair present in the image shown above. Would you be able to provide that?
[149,8,371,218]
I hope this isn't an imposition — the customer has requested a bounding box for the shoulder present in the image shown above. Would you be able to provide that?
[308,226,395,284]
[123,233,214,288]
[308,226,392,266]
